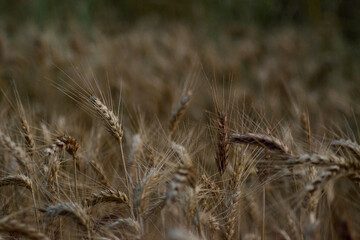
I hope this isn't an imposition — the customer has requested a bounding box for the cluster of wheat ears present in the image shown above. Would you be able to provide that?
[0,75,359,240]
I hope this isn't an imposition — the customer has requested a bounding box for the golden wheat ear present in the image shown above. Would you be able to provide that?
[0,131,31,173]
[20,116,36,157]
[40,202,92,238]
[0,217,50,240]
[168,91,192,135]
[215,110,229,176]
[229,132,292,156]
[330,139,360,160]
[89,96,123,144]
[84,188,129,207]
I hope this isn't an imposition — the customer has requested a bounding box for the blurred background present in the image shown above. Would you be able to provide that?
[0,0,360,134]
[2,0,360,41]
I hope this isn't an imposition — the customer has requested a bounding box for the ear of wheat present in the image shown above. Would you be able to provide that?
[168,92,192,134]
[0,131,31,173]
[0,217,49,240]
[89,96,123,144]
[215,111,229,176]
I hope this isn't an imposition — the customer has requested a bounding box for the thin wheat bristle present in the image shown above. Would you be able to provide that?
[215,111,229,176]
[229,133,292,155]
[20,116,36,156]
[0,217,49,240]
[85,189,129,207]
[0,174,32,190]
[89,96,123,143]
[168,92,192,134]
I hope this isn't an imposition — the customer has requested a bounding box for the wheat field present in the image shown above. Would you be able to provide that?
[0,3,360,239]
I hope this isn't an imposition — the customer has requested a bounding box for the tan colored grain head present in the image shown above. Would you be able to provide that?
[229,133,292,156]
[85,189,129,207]
[0,217,49,240]
[0,174,32,190]
[89,159,111,188]
[168,92,192,134]
[20,116,36,157]
[215,111,229,176]
[0,131,31,173]
[89,96,123,144]
[41,202,91,231]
